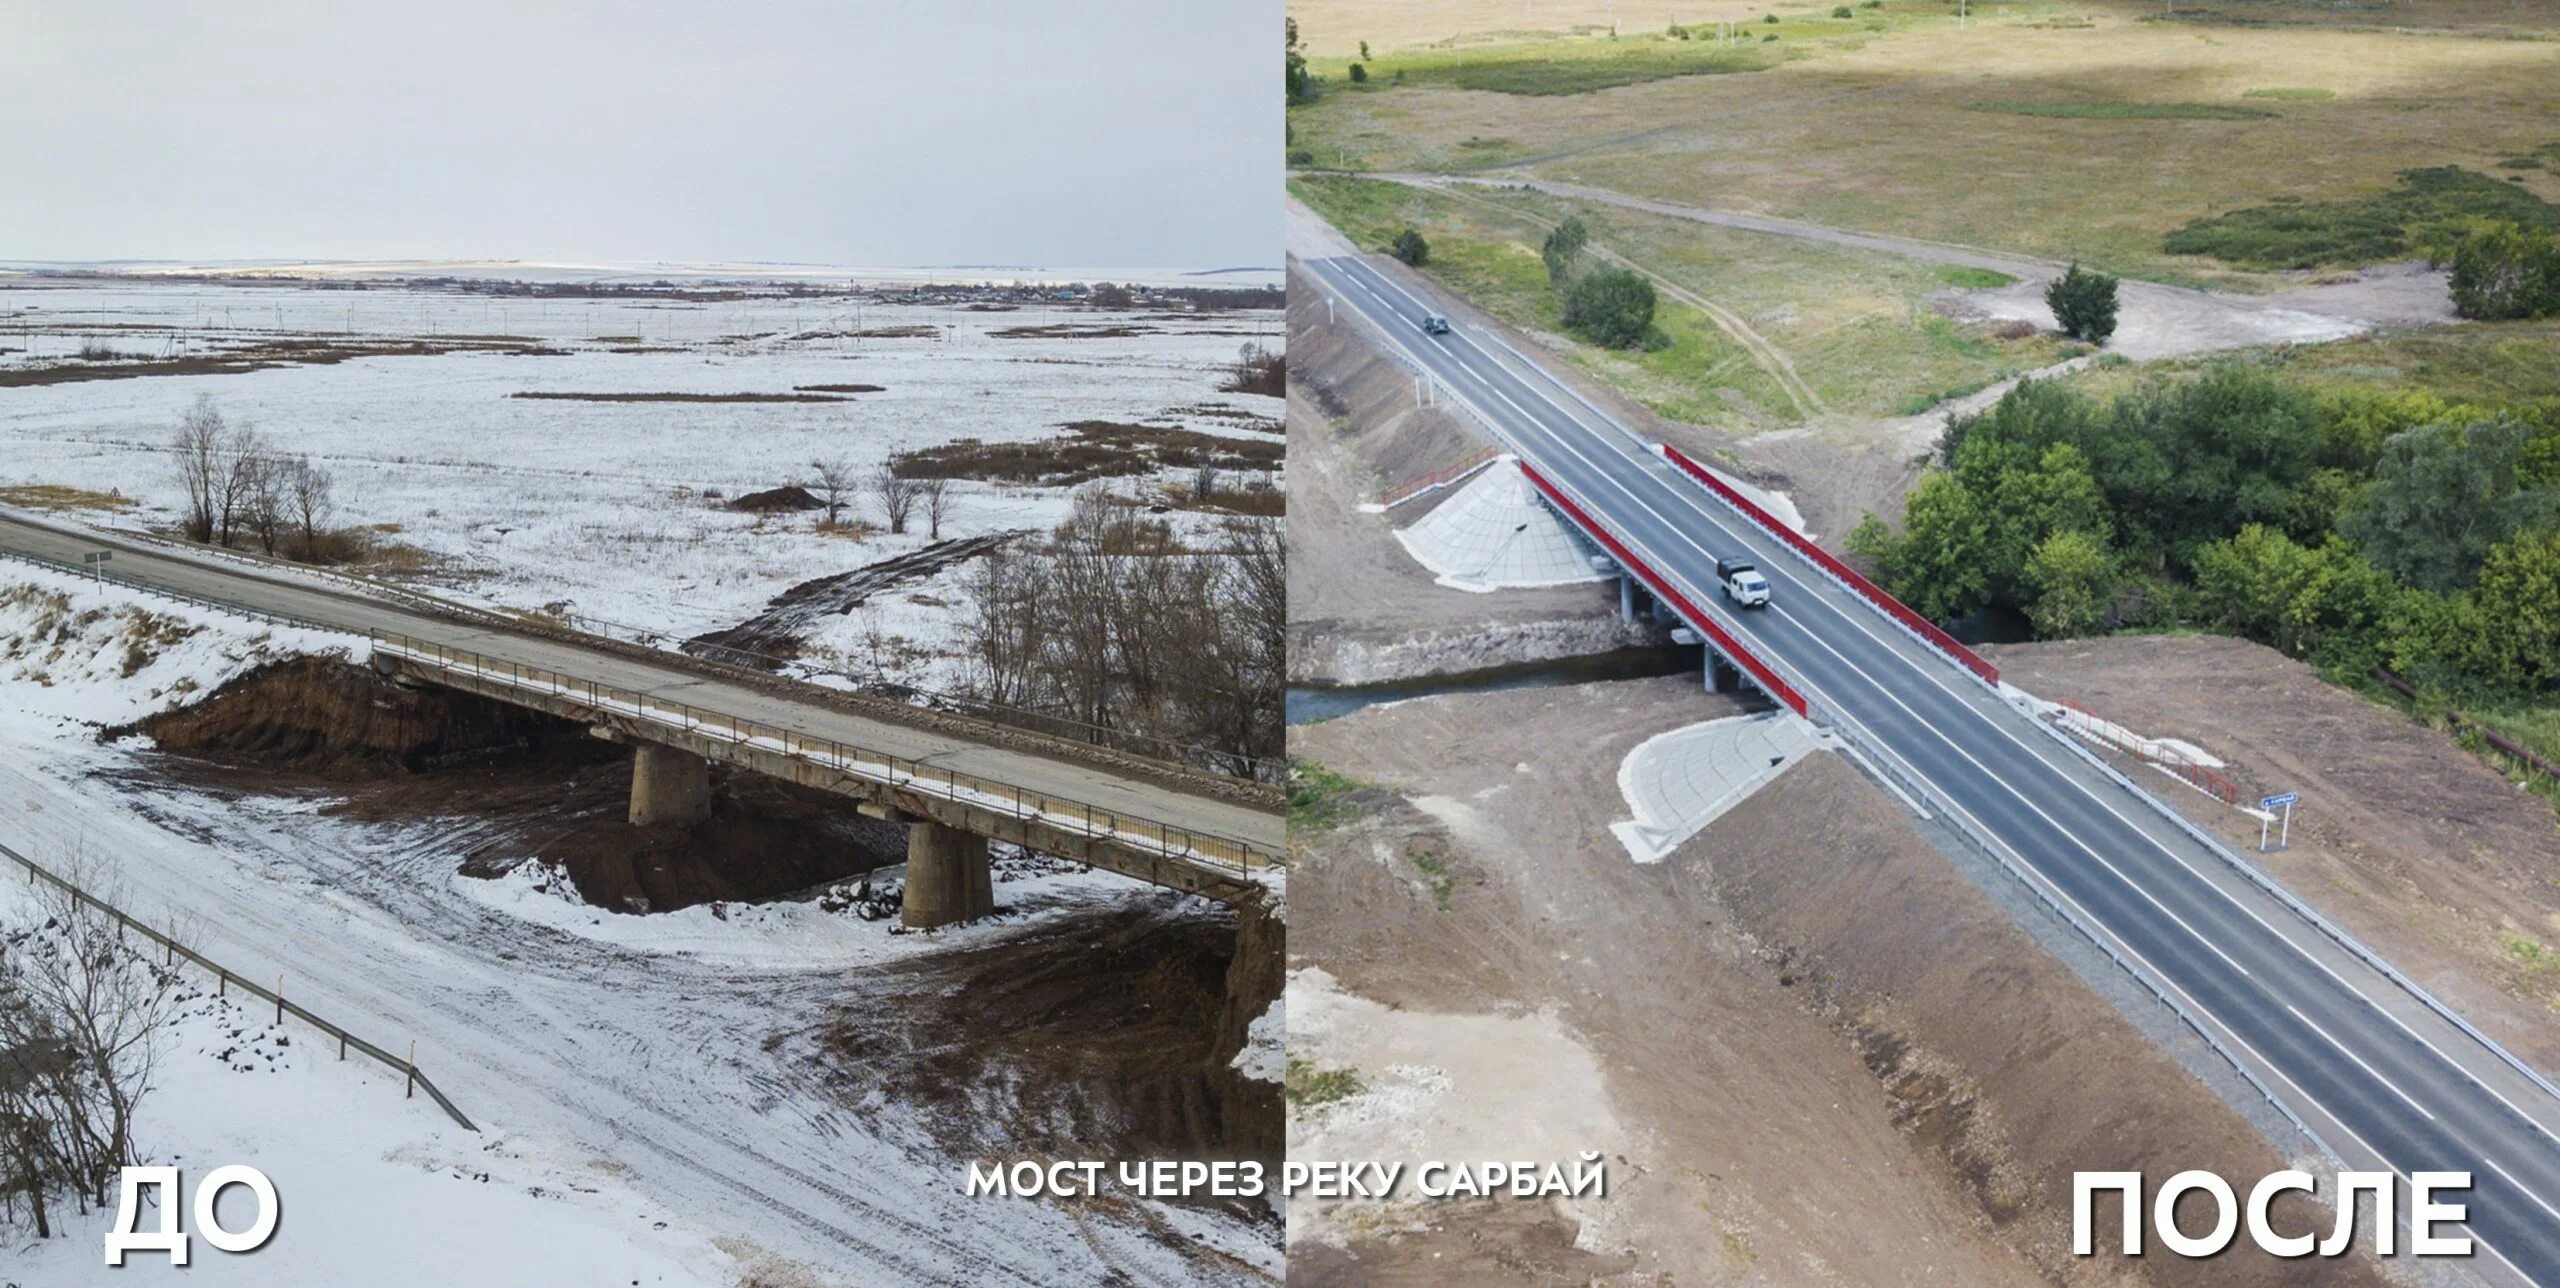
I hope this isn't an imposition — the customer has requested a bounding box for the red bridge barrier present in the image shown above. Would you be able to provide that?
[1658,445,1999,688]
[1518,463,1808,717]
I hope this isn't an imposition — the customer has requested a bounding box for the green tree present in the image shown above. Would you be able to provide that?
[1541,215,1590,283]
[2191,526,2391,660]
[2462,526,2560,692]
[1390,227,1430,266]
[1882,472,1991,622]
[2045,263,2121,344]
[1286,18,1312,103]
[1348,62,1368,83]
[2448,220,2560,321]
[2023,528,2116,638]
[2343,417,2560,591]
[1559,266,1655,349]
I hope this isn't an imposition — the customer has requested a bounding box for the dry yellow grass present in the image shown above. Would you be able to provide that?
[1293,0,1805,56]
[1289,5,2560,282]
[0,483,138,513]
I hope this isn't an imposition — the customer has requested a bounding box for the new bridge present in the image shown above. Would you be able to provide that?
[1305,249,2560,1283]
[0,512,1281,921]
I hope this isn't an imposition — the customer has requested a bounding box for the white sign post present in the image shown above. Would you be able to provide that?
[2259,792,2298,852]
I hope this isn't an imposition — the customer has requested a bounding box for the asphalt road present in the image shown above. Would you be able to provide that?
[0,512,1281,863]
[1305,250,2560,1283]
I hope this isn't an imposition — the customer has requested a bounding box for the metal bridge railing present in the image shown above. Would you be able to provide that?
[369,632,1281,880]
[0,838,477,1132]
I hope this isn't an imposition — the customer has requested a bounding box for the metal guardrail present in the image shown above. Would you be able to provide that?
[2018,696,2560,1125]
[369,632,1281,879]
[1,541,1282,879]
[11,508,1282,782]
[0,838,477,1132]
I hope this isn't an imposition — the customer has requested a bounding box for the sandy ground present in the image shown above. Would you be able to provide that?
[1288,677,2390,1284]
[1988,634,2560,1080]
[1285,260,1655,683]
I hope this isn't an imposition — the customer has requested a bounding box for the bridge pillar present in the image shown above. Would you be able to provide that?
[1618,573,1637,623]
[1704,648,1730,693]
[628,743,712,827]
[903,822,993,928]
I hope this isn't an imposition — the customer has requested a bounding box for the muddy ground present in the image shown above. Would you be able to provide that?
[1288,677,2384,1286]
[126,656,906,911]
[1989,633,2560,1078]
[115,651,1286,1218]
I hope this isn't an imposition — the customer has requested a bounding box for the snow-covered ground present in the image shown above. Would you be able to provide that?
[0,276,1281,691]
[0,371,1281,1279]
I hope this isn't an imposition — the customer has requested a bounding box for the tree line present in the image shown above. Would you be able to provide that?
[170,395,336,560]
[1848,366,2560,702]
[954,485,1284,778]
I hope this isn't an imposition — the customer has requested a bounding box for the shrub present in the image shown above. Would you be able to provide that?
[1348,62,1368,84]
[1763,11,1779,22]
[1832,4,1854,15]
[2447,220,2560,321]
[2045,263,2120,344]
[1287,148,1314,166]
[1390,226,1430,266]
[1560,265,1657,349]
[1541,214,1589,282]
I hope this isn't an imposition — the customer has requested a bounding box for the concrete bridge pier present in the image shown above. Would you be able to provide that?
[1619,574,1638,622]
[903,821,994,928]
[629,742,712,827]
[1703,647,1731,694]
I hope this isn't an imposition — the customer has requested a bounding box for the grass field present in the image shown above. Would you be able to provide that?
[2064,318,2560,408]
[1287,1,2560,284]
[1293,174,2070,429]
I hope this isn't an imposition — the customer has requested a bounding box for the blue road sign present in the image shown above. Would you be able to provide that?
[2261,792,2298,809]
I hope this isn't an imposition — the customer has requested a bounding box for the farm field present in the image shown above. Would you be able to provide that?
[1289,0,2560,286]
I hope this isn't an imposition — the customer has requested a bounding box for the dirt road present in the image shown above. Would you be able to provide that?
[1380,173,2454,362]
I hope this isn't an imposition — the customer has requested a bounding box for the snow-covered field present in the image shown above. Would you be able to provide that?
[0,274,1282,691]
[0,269,1285,1282]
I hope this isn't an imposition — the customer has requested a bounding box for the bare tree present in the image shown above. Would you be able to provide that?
[242,453,286,555]
[171,396,224,543]
[0,862,177,1238]
[287,456,334,558]
[872,467,919,535]
[809,458,855,526]
[919,476,952,540]
[210,424,269,548]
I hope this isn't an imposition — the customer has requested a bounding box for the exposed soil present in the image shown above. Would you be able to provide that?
[1289,679,2042,1283]
[725,484,824,513]
[682,530,1026,667]
[119,657,904,912]
[1987,633,2560,1077]
[793,893,1282,1182]
[889,420,1284,488]
[0,336,565,386]
[791,382,886,394]
[1289,678,2384,1285]
[1712,751,2382,1288]
[987,323,1156,339]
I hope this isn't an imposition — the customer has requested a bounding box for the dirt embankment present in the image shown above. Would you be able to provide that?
[1289,679,2044,1283]
[1988,633,2560,1077]
[1713,753,2383,1288]
[798,893,1283,1186]
[1284,264,1657,684]
[1289,678,2385,1285]
[122,657,905,912]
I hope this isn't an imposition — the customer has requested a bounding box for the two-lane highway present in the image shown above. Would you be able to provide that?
[1306,250,2560,1281]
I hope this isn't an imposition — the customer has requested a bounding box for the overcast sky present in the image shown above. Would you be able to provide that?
[0,1,1276,269]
